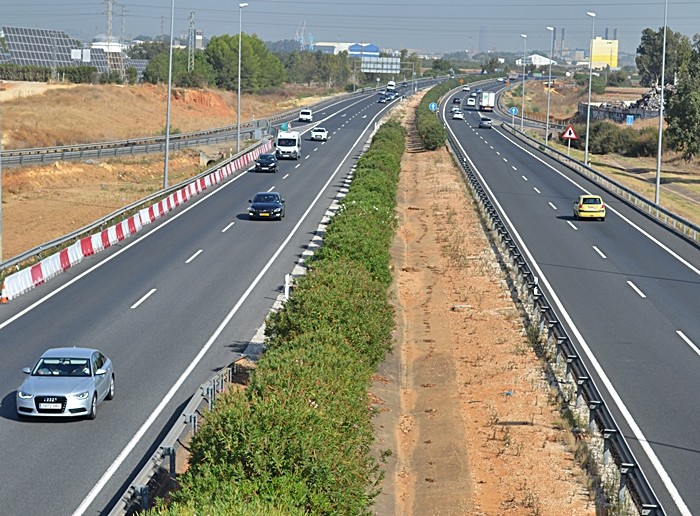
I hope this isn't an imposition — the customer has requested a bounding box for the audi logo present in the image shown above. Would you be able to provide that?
[44,397,57,402]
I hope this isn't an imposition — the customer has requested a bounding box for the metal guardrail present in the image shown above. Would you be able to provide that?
[494,82,569,131]
[445,129,664,515]
[0,90,369,166]
[500,123,699,244]
[0,138,269,274]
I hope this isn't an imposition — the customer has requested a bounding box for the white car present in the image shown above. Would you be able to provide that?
[450,106,460,113]
[310,127,328,141]
[452,111,464,120]
[466,97,476,107]
[298,109,313,122]
[462,85,470,91]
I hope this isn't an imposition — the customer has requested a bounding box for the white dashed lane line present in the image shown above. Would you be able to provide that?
[185,249,203,264]
[221,222,235,233]
[592,246,607,259]
[548,202,557,210]
[533,187,541,193]
[295,164,301,169]
[627,281,647,298]
[677,331,700,358]
[267,186,275,192]
[282,173,290,180]
[521,175,526,180]
[131,289,156,310]
[567,221,578,230]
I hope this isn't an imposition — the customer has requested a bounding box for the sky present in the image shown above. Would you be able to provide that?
[2,0,699,56]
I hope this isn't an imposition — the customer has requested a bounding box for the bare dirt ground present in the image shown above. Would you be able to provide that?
[371,96,595,515]
[0,82,333,260]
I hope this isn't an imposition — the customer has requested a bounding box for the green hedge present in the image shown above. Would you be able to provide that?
[151,120,406,515]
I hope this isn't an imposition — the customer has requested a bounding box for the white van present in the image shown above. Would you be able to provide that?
[298,109,313,122]
[276,130,302,160]
[386,80,396,92]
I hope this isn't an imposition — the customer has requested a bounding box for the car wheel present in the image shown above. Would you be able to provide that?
[87,393,97,420]
[106,375,115,400]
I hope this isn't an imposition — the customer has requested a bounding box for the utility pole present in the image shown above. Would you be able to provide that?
[188,11,195,72]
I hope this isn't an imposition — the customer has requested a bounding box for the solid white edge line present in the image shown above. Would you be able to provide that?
[130,289,156,310]
[185,249,203,264]
[627,280,647,298]
[221,222,235,233]
[592,246,607,259]
[677,331,700,358]
[446,124,690,515]
[71,96,390,516]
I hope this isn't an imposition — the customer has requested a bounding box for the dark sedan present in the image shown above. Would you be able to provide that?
[248,192,285,220]
[254,153,278,173]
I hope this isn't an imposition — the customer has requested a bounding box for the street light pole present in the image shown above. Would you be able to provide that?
[654,0,668,205]
[520,34,527,132]
[163,0,175,189]
[237,2,248,154]
[545,26,554,146]
[584,11,596,167]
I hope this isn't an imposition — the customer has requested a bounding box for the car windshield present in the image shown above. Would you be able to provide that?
[258,154,274,162]
[583,197,602,204]
[277,138,297,146]
[33,358,90,377]
[313,128,326,133]
[253,194,279,203]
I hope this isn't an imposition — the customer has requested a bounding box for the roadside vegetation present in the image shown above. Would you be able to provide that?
[148,120,405,515]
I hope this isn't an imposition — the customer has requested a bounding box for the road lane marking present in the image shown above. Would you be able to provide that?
[71,91,393,516]
[533,187,541,193]
[513,166,518,171]
[130,289,156,309]
[496,151,500,155]
[567,221,578,230]
[548,202,557,210]
[185,250,203,263]
[267,186,275,192]
[448,122,690,516]
[677,331,700,358]
[295,164,301,168]
[627,281,646,298]
[592,246,607,259]
[305,155,310,160]
[490,145,494,149]
[282,173,290,180]
[222,222,235,232]
[503,158,508,162]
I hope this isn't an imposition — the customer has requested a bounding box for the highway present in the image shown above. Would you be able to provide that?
[0,88,410,515]
[444,84,700,516]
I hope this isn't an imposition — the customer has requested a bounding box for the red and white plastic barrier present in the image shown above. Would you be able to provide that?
[1,141,272,302]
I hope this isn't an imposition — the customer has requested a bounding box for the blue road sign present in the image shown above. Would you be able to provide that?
[626,115,635,126]
[429,102,438,112]
[509,106,518,116]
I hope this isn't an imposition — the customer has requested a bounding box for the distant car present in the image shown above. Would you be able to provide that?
[470,91,477,97]
[378,95,387,103]
[478,117,492,129]
[476,88,482,94]
[401,81,408,87]
[254,153,278,173]
[16,347,115,420]
[298,109,313,122]
[452,97,461,104]
[310,127,328,141]
[248,191,285,220]
[572,194,606,221]
[450,105,461,113]
[466,97,477,107]
[378,89,386,95]
[462,85,470,91]
[496,77,505,82]
[452,111,464,120]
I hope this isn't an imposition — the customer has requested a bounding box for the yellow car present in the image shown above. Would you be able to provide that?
[572,194,606,221]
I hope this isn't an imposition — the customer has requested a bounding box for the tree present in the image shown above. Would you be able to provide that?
[431,58,453,74]
[481,56,500,74]
[636,27,692,87]
[665,35,700,161]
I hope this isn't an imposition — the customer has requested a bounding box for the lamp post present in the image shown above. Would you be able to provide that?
[237,2,248,154]
[163,0,175,189]
[584,11,596,167]
[520,34,527,132]
[545,26,554,146]
[654,0,668,205]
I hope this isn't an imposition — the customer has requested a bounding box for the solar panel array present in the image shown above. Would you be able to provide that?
[3,26,81,68]
[1,26,148,79]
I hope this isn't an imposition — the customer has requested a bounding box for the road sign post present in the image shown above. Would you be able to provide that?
[561,124,579,157]
[509,106,518,128]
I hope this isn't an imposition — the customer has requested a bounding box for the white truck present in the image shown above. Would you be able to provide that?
[298,109,313,122]
[479,91,495,111]
[386,80,396,92]
[275,130,302,160]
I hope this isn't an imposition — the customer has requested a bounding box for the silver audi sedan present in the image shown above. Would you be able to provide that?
[16,347,115,420]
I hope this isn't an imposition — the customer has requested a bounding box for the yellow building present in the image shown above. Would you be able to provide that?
[590,37,618,69]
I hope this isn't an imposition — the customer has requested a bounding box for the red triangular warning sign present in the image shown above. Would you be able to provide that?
[562,125,579,140]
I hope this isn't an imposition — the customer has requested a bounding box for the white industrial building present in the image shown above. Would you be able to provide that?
[515,53,557,67]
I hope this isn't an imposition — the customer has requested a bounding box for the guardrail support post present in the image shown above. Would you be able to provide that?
[603,429,616,465]
[587,401,600,434]
[188,413,198,433]
[619,463,634,506]
[576,377,589,407]
[164,446,177,480]
[136,485,149,509]
[284,273,291,300]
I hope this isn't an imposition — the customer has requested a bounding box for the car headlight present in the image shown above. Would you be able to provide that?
[17,390,33,399]
[71,391,90,400]
[273,207,281,213]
